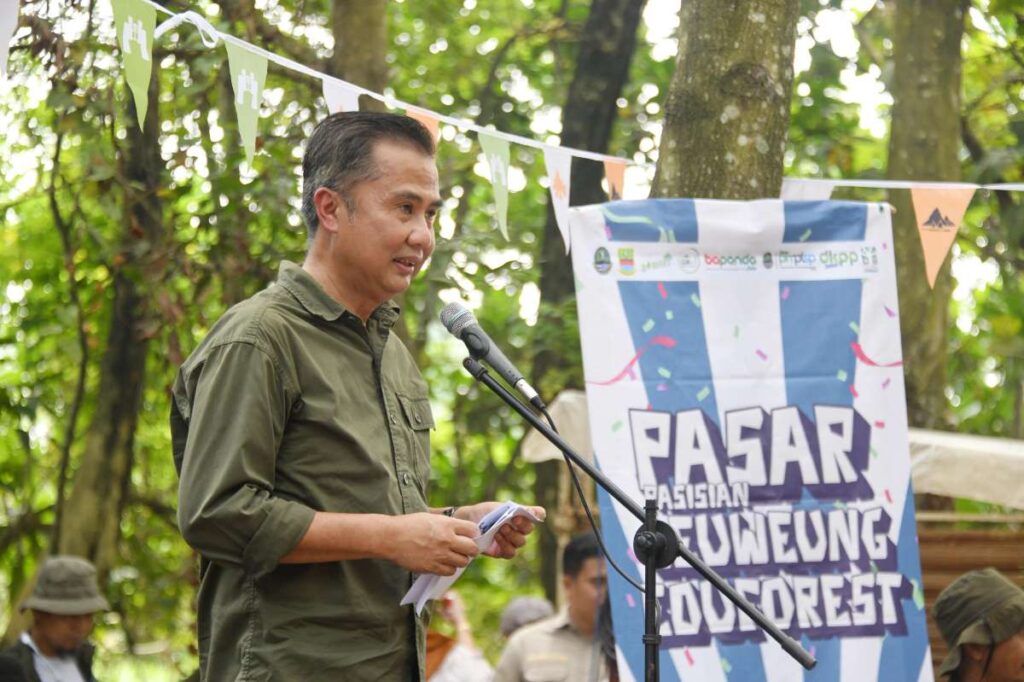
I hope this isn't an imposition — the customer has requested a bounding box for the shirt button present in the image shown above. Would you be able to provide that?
[401,472,412,485]
[389,411,397,424]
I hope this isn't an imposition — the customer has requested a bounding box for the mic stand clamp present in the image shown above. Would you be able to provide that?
[633,499,679,682]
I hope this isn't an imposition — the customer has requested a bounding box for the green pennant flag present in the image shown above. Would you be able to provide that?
[225,41,267,165]
[478,131,510,240]
[111,0,156,128]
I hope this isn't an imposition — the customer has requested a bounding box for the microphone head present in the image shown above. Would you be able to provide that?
[439,302,477,337]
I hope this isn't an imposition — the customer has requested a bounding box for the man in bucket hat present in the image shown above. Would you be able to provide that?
[0,556,108,682]
[933,567,1024,682]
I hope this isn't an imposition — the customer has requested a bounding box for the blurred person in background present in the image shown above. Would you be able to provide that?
[0,556,108,682]
[499,596,554,640]
[426,590,493,681]
[933,567,1024,682]
[494,532,609,682]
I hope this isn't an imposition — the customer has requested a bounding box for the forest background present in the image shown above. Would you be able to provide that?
[0,0,1021,679]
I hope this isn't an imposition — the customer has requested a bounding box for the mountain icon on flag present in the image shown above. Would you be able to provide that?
[922,208,955,229]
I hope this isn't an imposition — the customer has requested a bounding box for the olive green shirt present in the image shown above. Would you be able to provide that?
[171,261,435,681]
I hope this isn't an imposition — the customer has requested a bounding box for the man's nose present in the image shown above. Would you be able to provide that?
[408,217,434,247]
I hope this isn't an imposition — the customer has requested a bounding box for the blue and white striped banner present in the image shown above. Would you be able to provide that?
[570,199,932,682]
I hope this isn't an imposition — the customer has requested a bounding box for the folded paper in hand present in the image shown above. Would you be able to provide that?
[400,502,542,614]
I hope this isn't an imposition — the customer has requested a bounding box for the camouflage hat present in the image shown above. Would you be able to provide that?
[933,568,1024,677]
[21,556,109,616]
[500,596,554,637]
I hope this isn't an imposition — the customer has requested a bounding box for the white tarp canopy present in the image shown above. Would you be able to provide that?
[909,427,1024,510]
[523,391,1024,510]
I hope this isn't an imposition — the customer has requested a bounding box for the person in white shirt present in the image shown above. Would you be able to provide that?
[0,556,108,682]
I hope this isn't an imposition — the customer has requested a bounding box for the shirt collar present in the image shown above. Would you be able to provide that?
[20,631,37,653]
[275,261,400,327]
[552,609,574,631]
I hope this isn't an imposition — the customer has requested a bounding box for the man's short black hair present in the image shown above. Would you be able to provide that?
[563,532,601,578]
[301,111,436,238]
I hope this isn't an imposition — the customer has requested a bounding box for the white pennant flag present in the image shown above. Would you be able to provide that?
[543,145,573,253]
[0,1,20,79]
[323,78,360,113]
[781,178,836,200]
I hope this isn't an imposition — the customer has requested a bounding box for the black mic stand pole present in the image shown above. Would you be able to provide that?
[462,357,816,682]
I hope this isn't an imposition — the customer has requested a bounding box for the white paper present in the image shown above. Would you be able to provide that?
[400,502,542,614]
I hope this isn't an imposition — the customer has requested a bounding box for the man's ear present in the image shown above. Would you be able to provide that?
[963,642,991,663]
[313,187,344,234]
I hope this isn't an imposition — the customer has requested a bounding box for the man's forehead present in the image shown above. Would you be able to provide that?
[385,186,443,207]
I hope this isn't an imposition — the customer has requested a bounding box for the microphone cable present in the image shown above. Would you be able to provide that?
[539,406,645,594]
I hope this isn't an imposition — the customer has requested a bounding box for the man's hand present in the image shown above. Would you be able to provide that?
[454,502,546,559]
[384,513,481,576]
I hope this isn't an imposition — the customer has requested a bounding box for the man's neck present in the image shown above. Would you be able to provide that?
[301,255,373,322]
[567,606,594,638]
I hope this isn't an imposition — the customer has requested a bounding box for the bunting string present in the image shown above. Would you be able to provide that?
[141,0,633,166]
[12,0,1021,269]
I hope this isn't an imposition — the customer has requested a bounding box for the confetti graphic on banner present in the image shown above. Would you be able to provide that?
[111,0,156,128]
[543,145,573,253]
[604,159,626,200]
[589,335,677,386]
[478,131,511,241]
[910,185,976,288]
[0,1,19,79]
[225,41,267,164]
[322,77,360,113]
[851,341,903,368]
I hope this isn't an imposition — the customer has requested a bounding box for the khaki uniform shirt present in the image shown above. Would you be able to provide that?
[493,611,609,682]
[171,261,434,681]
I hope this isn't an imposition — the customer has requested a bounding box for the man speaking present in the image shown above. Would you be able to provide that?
[171,111,543,680]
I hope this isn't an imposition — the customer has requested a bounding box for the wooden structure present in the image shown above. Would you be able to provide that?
[918,513,1024,679]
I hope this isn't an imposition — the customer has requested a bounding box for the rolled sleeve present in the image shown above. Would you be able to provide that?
[176,339,314,578]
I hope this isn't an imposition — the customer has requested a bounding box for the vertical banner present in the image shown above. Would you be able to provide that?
[323,77,360,114]
[910,186,975,288]
[543,145,573,253]
[225,41,267,165]
[478,131,511,241]
[111,0,156,128]
[570,199,932,682]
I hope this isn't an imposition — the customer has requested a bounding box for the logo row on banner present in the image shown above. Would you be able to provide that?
[3,0,1023,282]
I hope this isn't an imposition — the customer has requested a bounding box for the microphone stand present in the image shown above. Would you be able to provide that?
[461,357,816,682]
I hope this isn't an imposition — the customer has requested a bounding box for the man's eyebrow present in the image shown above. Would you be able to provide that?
[392,190,443,209]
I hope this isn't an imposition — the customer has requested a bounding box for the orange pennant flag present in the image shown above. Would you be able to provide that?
[603,159,626,200]
[407,108,441,144]
[910,185,976,288]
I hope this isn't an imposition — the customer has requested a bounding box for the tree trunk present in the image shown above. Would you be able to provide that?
[533,0,646,604]
[3,69,163,645]
[330,0,387,111]
[887,0,967,429]
[59,66,164,567]
[652,0,799,199]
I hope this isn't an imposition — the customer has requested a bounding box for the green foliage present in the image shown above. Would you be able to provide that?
[1,0,1022,678]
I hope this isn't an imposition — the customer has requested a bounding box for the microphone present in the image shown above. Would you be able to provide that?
[440,302,546,410]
